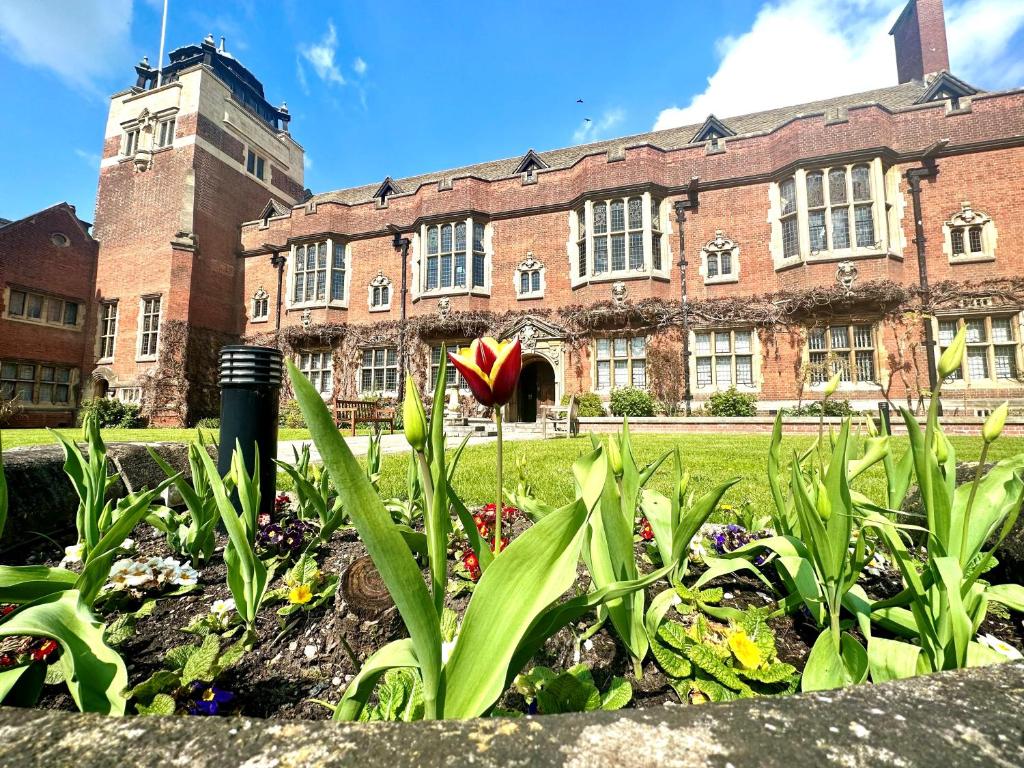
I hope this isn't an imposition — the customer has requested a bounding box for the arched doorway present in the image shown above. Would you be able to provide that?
[515,357,556,423]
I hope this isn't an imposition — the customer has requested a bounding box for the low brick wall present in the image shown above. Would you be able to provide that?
[0,663,1019,767]
[578,415,1024,436]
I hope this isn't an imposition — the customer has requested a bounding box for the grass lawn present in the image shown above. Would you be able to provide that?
[0,427,313,449]
[370,433,1024,517]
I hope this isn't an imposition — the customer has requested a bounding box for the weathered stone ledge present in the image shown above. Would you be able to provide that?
[0,663,1020,767]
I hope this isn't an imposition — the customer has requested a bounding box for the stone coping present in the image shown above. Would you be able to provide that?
[0,663,1020,767]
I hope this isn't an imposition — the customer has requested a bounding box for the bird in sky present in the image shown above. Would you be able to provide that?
[576,98,584,103]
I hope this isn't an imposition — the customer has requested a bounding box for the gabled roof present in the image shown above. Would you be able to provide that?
[0,202,94,242]
[691,114,736,144]
[258,198,290,220]
[513,149,549,175]
[916,71,979,105]
[312,77,984,207]
[373,176,404,201]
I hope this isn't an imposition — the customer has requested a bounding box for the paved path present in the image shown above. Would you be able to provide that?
[276,431,543,462]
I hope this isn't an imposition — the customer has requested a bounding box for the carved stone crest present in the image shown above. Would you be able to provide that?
[437,297,451,320]
[611,281,628,308]
[519,323,537,353]
[301,308,313,330]
[836,261,858,296]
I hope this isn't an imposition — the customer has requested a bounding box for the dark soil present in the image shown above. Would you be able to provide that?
[16,509,1024,720]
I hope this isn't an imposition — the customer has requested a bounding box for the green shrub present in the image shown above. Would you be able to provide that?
[279,399,306,428]
[77,398,144,428]
[608,387,655,417]
[560,391,605,417]
[706,388,758,417]
[194,417,220,429]
[781,399,855,417]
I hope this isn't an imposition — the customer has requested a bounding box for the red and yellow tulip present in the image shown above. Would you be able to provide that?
[448,337,522,407]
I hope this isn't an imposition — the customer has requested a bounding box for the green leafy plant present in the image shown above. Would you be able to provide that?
[782,400,855,417]
[561,391,605,417]
[279,399,306,428]
[265,552,338,620]
[514,664,632,714]
[197,442,270,639]
[128,633,245,715]
[288,357,664,720]
[609,387,655,417]
[706,387,758,417]
[274,444,348,547]
[77,398,143,428]
[146,438,220,566]
[649,608,797,703]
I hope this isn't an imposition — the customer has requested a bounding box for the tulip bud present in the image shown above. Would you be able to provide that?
[983,401,1009,444]
[933,434,949,463]
[815,479,831,521]
[608,436,623,478]
[823,371,842,398]
[678,470,691,505]
[865,415,877,437]
[937,325,967,381]
[402,375,428,452]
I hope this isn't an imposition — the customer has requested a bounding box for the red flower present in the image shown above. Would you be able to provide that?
[463,551,481,581]
[448,338,522,407]
[0,654,13,668]
[30,639,59,663]
[639,517,655,541]
[489,536,510,553]
[0,604,16,617]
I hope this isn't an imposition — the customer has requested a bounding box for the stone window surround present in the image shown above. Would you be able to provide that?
[942,201,997,264]
[251,287,270,322]
[357,346,399,396]
[296,349,334,397]
[689,328,760,392]
[802,322,883,393]
[0,359,78,409]
[285,238,352,311]
[569,192,671,288]
[3,286,85,332]
[410,220,493,301]
[699,230,741,285]
[934,311,1023,390]
[593,335,647,393]
[368,272,393,313]
[768,158,902,270]
[97,300,119,362]
[136,294,162,363]
[118,106,179,159]
[514,253,545,300]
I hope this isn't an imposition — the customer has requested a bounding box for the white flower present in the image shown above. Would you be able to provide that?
[211,598,235,617]
[150,557,182,584]
[174,564,199,587]
[688,539,708,563]
[60,543,84,566]
[978,633,1023,661]
[120,538,136,553]
[107,558,134,589]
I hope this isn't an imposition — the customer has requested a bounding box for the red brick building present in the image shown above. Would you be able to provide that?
[0,204,98,427]
[76,0,1024,424]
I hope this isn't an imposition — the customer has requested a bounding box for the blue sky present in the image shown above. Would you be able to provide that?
[1,0,1022,223]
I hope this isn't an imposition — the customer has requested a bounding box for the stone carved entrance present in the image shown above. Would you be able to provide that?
[516,357,556,423]
[500,315,565,423]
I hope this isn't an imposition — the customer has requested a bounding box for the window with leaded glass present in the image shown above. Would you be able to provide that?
[359,348,398,393]
[99,302,118,359]
[123,129,139,157]
[594,337,646,391]
[423,220,486,292]
[292,241,345,305]
[6,288,82,328]
[371,283,389,307]
[651,198,663,270]
[155,118,176,149]
[694,329,754,389]
[1,361,73,405]
[138,296,161,358]
[937,315,1020,383]
[297,350,333,394]
[946,202,994,261]
[431,344,470,390]
[577,196,660,279]
[780,178,799,258]
[576,208,587,277]
[807,323,876,385]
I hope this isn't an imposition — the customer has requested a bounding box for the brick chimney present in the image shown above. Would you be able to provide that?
[889,0,950,83]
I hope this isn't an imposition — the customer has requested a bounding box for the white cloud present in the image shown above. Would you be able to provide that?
[573,108,626,144]
[74,148,101,168]
[301,20,345,86]
[0,0,133,91]
[653,0,1024,131]
[353,56,367,76]
[303,154,313,170]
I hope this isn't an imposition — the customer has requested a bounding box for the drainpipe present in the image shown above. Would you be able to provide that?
[674,178,699,417]
[270,251,287,333]
[392,230,411,402]
[906,141,946,414]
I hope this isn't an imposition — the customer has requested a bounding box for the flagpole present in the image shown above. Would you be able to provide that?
[156,0,169,87]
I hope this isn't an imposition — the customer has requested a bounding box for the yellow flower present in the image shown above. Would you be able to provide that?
[289,584,313,605]
[728,629,764,670]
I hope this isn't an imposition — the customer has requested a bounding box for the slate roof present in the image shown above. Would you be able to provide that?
[312,79,938,207]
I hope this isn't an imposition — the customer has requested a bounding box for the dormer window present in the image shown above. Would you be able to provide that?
[701,230,740,284]
[944,202,996,263]
[572,193,668,285]
[246,148,266,180]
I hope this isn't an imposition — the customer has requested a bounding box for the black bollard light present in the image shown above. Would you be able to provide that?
[877,401,891,434]
[218,345,283,518]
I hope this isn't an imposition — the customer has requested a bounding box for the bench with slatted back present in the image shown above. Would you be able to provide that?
[542,394,579,438]
[334,399,396,436]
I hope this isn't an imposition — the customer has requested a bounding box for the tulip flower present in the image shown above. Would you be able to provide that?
[938,325,967,381]
[965,400,1010,546]
[822,371,842,398]
[448,337,522,408]
[402,374,428,452]
[449,337,523,555]
[983,401,1009,444]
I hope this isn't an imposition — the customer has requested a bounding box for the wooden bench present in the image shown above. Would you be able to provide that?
[334,399,396,436]
[542,395,579,439]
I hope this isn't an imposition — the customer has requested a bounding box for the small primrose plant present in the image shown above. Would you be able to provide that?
[513,664,632,715]
[265,552,339,621]
[128,633,244,716]
[288,345,664,720]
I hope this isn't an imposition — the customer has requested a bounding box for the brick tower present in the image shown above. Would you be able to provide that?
[90,35,304,425]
